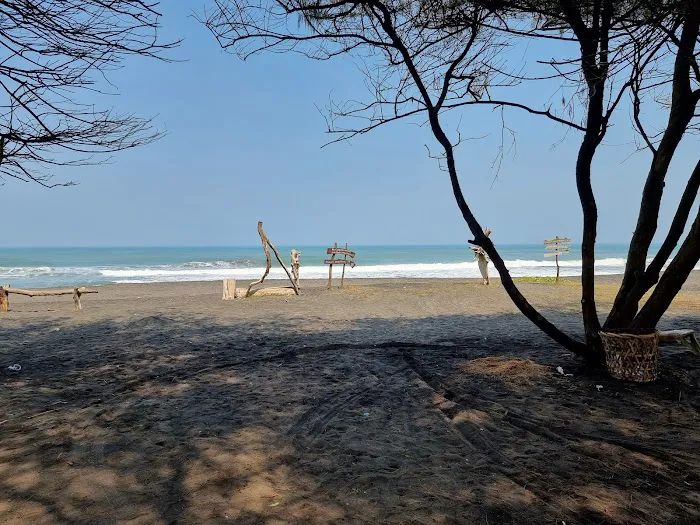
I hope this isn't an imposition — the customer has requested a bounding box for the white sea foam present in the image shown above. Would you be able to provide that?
[96,258,640,282]
[3,257,696,286]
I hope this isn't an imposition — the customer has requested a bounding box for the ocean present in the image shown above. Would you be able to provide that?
[0,244,683,289]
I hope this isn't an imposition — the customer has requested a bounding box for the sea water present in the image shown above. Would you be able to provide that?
[0,244,684,288]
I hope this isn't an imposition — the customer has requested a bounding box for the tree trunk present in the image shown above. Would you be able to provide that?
[608,14,700,328]
[606,158,700,327]
[427,109,592,360]
[633,208,700,328]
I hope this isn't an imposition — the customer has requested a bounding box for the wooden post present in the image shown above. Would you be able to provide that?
[290,250,301,291]
[327,242,337,289]
[222,279,237,300]
[555,251,560,283]
[340,242,348,288]
[73,287,82,311]
[0,286,8,313]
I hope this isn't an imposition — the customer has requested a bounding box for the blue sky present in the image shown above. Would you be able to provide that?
[3,3,698,247]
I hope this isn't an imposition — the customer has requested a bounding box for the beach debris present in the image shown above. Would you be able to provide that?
[469,227,492,285]
[1,286,97,311]
[363,412,370,418]
[222,278,237,300]
[658,329,700,356]
[7,364,21,371]
[269,501,281,507]
[556,366,573,377]
[245,221,299,297]
[291,249,301,290]
[596,385,603,391]
[325,242,356,289]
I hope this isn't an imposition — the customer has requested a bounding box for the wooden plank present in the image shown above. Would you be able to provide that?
[544,237,571,244]
[326,247,356,258]
[6,286,98,297]
[324,259,356,267]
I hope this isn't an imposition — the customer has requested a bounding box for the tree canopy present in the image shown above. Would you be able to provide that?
[0,1,176,186]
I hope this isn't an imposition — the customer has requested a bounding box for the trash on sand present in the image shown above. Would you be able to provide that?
[269,501,281,507]
[7,364,21,371]
[556,366,573,377]
[596,385,603,391]
[363,412,370,417]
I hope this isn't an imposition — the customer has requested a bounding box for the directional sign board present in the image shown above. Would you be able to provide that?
[327,247,356,258]
[325,242,356,288]
[543,236,571,282]
[544,237,571,245]
[324,259,357,267]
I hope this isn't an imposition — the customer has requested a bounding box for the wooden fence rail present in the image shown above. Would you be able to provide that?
[0,286,98,312]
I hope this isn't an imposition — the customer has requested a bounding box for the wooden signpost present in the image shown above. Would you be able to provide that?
[544,236,571,283]
[325,242,356,289]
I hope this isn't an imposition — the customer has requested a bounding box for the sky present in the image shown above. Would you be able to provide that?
[3,2,698,247]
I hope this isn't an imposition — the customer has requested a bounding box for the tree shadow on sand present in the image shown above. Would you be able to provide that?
[1,311,700,524]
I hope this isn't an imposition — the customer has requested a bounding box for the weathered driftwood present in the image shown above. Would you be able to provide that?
[1,286,98,312]
[291,250,301,290]
[245,221,299,298]
[658,329,700,356]
[470,227,492,285]
[0,287,7,313]
[246,222,273,297]
[242,286,296,298]
[222,279,237,300]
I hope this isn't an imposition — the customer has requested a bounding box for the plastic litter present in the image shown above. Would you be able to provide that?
[556,366,573,377]
[596,385,603,391]
[8,364,21,371]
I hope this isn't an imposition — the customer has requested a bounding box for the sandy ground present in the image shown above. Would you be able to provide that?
[1,275,700,524]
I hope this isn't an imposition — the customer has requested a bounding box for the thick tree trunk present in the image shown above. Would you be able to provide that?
[608,14,700,328]
[633,208,700,329]
[575,131,602,351]
[606,159,700,326]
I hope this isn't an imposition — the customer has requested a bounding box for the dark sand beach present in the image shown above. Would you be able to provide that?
[2,275,700,524]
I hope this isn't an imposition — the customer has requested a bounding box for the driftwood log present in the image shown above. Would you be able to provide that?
[470,227,492,285]
[0,286,98,312]
[246,221,299,298]
[222,279,237,300]
[291,249,301,290]
[658,329,700,356]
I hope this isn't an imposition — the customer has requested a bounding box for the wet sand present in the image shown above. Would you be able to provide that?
[1,276,700,524]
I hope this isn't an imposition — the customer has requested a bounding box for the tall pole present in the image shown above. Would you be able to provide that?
[327,242,337,289]
[340,242,348,288]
